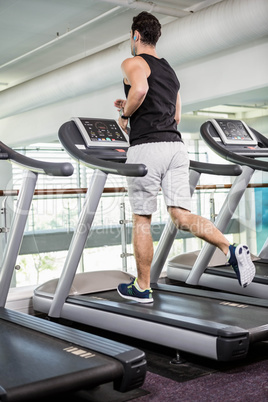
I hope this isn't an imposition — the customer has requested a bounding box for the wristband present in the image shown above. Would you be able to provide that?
[119,108,130,119]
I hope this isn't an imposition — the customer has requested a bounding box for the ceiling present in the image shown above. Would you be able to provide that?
[0,0,225,90]
[0,0,267,123]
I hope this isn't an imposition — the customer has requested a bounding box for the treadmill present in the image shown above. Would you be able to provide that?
[0,141,146,401]
[33,117,268,362]
[167,119,268,298]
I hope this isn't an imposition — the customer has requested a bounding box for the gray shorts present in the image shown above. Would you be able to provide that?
[126,142,191,215]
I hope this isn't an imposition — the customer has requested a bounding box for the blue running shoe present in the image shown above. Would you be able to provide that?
[228,244,256,287]
[117,278,154,303]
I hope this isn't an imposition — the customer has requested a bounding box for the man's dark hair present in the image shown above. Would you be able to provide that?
[131,11,161,46]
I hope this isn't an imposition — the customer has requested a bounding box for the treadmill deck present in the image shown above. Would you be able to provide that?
[67,284,268,337]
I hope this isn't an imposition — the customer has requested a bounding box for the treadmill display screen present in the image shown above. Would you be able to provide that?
[211,119,257,145]
[72,117,129,147]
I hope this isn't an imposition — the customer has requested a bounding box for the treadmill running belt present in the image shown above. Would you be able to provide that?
[205,261,268,285]
[67,286,268,336]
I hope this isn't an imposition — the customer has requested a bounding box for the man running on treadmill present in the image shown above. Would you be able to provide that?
[114,11,255,303]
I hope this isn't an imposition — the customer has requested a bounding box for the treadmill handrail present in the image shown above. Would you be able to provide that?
[200,121,268,172]
[58,121,147,177]
[190,160,242,176]
[0,141,74,176]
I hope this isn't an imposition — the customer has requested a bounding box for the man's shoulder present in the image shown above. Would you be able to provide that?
[122,57,144,66]
[121,56,148,75]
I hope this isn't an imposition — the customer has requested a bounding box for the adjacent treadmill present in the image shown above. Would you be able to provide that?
[33,118,268,362]
[167,119,268,298]
[0,140,146,401]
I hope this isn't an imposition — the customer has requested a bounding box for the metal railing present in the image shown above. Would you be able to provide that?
[1,184,267,286]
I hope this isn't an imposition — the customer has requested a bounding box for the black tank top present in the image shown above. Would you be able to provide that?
[124,54,182,146]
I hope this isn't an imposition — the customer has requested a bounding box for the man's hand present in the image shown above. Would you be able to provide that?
[114,99,126,111]
[114,99,128,133]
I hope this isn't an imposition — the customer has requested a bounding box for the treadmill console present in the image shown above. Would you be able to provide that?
[211,119,258,146]
[72,117,129,148]
[201,118,268,164]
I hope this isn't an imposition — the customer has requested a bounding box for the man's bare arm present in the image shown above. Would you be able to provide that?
[174,91,181,125]
[121,57,149,117]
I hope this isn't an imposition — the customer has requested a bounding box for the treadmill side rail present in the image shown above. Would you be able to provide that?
[248,324,268,344]
[0,308,146,394]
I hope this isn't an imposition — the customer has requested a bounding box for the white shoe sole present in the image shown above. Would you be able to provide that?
[235,244,256,287]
